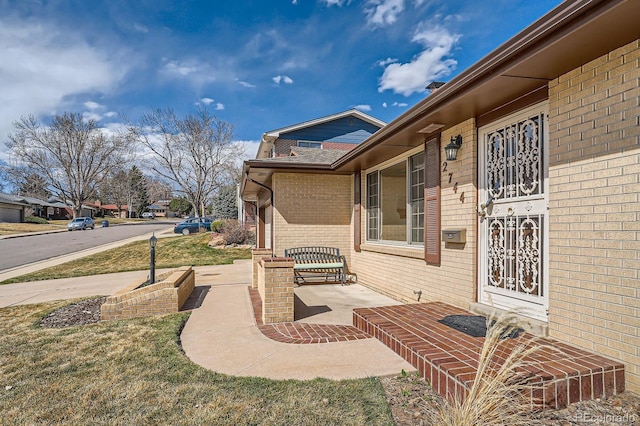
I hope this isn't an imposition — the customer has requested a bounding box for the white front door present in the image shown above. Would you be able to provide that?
[478,103,549,322]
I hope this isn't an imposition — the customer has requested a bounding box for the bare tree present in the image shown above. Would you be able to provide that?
[8,113,133,217]
[146,176,173,203]
[131,107,242,217]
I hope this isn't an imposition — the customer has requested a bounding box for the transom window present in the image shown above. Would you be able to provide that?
[297,141,322,148]
[366,152,424,244]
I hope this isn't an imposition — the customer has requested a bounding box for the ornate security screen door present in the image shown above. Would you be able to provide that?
[478,103,549,322]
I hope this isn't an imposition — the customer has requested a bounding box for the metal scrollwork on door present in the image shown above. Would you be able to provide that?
[517,217,541,295]
[486,114,543,201]
[488,218,505,288]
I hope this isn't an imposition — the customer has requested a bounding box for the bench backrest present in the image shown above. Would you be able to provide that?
[284,247,341,264]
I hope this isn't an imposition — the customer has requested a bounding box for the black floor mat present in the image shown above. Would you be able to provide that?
[438,315,522,339]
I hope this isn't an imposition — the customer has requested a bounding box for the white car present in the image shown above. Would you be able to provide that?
[141,212,155,219]
[67,217,95,231]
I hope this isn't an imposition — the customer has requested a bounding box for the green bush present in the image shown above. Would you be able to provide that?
[25,216,49,224]
[210,220,225,233]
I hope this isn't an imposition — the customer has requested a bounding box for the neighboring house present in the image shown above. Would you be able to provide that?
[47,198,95,219]
[148,200,171,217]
[244,109,385,248]
[242,0,640,394]
[0,193,55,219]
[255,109,386,159]
[96,203,129,218]
[0,193,28,223]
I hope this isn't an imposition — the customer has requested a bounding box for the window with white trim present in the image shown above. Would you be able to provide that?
[366,151,424,244]
[297,141,322,148]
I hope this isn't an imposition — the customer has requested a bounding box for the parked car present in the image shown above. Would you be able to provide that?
[67,217,95,231]
[141,212,155,219]
[173,217,211,235]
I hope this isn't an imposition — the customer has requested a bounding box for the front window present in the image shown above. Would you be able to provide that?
[366,152,424,245]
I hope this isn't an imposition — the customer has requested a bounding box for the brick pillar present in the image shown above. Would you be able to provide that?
[259,257,294,324]
[251,248,273,289]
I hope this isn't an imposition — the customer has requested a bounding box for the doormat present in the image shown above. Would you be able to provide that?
[438,315,523,339]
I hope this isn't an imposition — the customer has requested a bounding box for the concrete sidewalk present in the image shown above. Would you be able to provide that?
[0,259,413,380]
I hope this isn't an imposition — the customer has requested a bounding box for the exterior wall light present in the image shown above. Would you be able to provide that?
[445,134,463,161]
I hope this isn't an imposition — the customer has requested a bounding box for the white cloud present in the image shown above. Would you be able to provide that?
[236,79,256,88]
[159,58,222,89]
[81,103,119,122]
[376,57,398,67]
[353,104,372,112]
[82,111,103,122]
[321,0,349,6]
[382,102,388,108]
[292,0,298,4]
[161,60,202,77]
[84,101,103,110]
[215,103,225,110]
[200,97,215,105]
[365,0,405,26]
[392,102,408,107]
[272,75,294,85]
[0,16,128,149]
[378,23,459,96]
[133,23,149,33]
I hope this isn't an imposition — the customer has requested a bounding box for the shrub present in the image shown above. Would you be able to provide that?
[220,219,254,245]
[210,220,225,233]
[25,216,49,224]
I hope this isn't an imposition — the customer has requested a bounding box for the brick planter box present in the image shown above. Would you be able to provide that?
[100,266,195,321]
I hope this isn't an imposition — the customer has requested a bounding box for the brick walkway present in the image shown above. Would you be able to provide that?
[248,287,370,344]
[354,302,625,409]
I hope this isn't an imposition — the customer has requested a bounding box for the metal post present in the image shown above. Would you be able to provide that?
[149,233,157,284]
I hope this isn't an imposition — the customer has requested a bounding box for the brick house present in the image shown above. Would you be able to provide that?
[241,0,640,394]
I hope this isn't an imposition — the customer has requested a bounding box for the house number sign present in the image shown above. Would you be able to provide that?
[443,161,464,204]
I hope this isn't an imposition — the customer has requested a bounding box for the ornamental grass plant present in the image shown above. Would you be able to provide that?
[430,310,559,426]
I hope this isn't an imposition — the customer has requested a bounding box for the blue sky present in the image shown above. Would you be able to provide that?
[0,0,561,164]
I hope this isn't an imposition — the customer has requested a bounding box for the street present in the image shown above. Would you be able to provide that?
[0,221,175,271]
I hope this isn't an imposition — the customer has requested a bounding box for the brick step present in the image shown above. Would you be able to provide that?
[353,302,625,409]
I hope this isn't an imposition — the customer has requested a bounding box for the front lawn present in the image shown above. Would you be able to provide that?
[1,233,251,284]
[0,302,393,425]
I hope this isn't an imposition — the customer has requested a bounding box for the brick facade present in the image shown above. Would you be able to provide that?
[272,173,352,263]
[547,40,640,393]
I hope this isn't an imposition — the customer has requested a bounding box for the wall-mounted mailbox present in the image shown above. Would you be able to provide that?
[442,229,466,244]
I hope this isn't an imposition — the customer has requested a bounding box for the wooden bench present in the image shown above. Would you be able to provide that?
[284,247,347,285]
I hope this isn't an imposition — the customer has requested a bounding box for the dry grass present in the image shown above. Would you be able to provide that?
[0,300,394,425]
[429,311,557,426]
[1,234,251,284]
[0,218,144,235]
[0,222,66,235]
